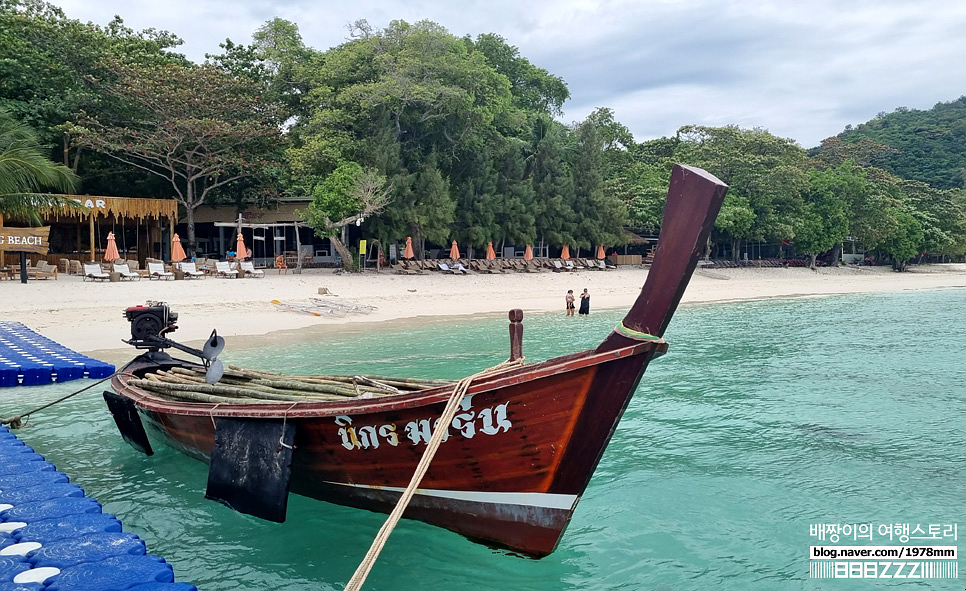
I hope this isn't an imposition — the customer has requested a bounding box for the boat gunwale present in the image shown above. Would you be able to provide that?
[111,339,666,418]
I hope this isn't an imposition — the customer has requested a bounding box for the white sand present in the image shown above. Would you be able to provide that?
[1,263,964,366]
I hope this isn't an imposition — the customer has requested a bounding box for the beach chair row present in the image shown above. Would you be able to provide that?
[389,257,614,275]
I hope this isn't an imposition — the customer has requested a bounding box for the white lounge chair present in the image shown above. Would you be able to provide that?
[178,262,206,279]
[215,261,239,278]
[83,263,110,281]
[437,262,466,274]
[148,262,174,280]
[239,261,264,278]
[113,263,141,281]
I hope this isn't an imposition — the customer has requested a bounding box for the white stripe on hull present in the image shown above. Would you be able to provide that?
[323,482,579,511]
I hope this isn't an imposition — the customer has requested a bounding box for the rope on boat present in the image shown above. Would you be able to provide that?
[613,322,665,342]
[344,356,526,591]
[0,373,117,428]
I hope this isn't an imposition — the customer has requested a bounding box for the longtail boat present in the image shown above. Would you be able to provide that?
[106,164,727,557]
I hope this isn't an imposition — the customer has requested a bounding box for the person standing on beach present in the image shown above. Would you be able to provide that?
[565,289,575,316]
[578,288,590,316]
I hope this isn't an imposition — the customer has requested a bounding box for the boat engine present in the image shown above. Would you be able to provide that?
[122,302,226,384]
[124,302,178,343]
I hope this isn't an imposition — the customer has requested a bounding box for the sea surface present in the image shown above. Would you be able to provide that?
[2,288,964,590]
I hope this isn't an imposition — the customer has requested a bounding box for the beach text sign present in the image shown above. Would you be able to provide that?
[0,227,51,254]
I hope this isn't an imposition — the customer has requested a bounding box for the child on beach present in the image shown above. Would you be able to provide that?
[565,290,575,316]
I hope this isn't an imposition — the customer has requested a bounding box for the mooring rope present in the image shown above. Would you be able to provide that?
[0,372,117,429]
[344,357,525,591]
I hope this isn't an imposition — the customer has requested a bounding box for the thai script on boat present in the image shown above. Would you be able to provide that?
[334,394,511,450]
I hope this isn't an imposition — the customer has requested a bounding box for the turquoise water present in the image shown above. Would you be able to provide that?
[2,288,964,590]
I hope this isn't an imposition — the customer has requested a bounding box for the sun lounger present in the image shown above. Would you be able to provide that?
[148,262,174,280]
[178,262,206,279]
[68,260,83,275]
[240,261,265,278]
[437,262,467,274]
[83,263,110,281]
[27,261,58,280]
[552,260,567,272]
[113,263,141,280]
[215,261,239,278]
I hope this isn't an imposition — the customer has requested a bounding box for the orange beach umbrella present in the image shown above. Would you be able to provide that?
[403,236,414,259]
[103,232,120,263]
[236,232,247,260]
[171,233,186,263]
[485,242,496,260]
[523,244,533,261]
[596,244,605,259]
[561,244,570,260]
[449,240,460,260]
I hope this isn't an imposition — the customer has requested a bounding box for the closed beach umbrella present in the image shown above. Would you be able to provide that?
[403,236,414,259]
[596,244,605,259]
[236,232,247,260]
[561,244,570,260]
[485,242,496,260]
[523,244,533,261]
[104,232,120,263]
[171,233,187,263]
[449,240,460,260]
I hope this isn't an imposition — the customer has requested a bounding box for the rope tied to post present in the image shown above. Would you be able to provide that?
[344,356,525,591]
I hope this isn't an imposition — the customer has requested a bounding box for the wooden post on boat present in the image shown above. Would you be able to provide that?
[508,309,523,361]
[597,164,728,352]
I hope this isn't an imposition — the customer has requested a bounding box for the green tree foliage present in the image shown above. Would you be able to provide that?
[881,207,924,271]
[711,193,755,261]
[830,97,966,189]
[74,60,283,253]
[571,111,628,253]
[286,20,626,259]
[530,116,576,250]
[0,0,183,178]
[461,33,569,116]
[793,167,852,268]
[303,162,391,269]
[0,109,82,223]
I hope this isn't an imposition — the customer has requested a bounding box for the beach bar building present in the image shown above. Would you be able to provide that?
[0,196,179,269]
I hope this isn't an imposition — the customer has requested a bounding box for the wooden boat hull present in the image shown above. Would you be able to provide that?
[113,339,665,557]
[108,163,729,558]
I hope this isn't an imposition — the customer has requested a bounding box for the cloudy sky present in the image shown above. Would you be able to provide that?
[55,0,966,148]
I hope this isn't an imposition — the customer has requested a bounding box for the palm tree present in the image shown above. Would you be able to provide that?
[0,109,82,225]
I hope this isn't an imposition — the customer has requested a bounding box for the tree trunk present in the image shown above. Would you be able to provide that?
[71,146,82,174]
[185,206,197,257]
[830,243,842,267]
[329,234,354,271]
[809,253,817,270]
[731,238,740,263]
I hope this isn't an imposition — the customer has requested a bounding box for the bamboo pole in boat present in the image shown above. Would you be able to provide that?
[133,378,341,402]
[163,367,393,398]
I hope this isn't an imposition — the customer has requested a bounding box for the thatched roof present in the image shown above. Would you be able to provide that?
[44,196,179,222]
[623,229,651,245]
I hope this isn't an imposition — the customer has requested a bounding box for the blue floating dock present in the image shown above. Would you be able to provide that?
[0,323,114,387]
[0,426,196,590]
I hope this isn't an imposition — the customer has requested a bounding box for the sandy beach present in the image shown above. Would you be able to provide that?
[1,263,964,366]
